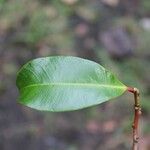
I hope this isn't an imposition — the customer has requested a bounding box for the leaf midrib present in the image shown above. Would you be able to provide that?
[20,82,127,90]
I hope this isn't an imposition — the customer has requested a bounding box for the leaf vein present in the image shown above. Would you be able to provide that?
[20,83,126,90]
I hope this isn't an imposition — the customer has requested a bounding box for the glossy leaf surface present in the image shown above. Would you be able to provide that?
[16,56,127,111]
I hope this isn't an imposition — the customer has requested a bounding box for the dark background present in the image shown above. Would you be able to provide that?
[0,0,150,149]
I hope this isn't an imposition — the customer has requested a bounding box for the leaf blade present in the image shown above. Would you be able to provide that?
[16,56,127,111]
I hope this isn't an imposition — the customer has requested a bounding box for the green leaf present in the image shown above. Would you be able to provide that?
[16,56,127,112]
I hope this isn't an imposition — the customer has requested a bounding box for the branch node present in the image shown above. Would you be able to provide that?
[134,106,139,110]
[134,138,139,143]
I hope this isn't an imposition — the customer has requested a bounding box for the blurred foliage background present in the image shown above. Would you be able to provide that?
[0,0,150,150]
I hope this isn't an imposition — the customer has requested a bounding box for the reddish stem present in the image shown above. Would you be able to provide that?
[127,87,141,150]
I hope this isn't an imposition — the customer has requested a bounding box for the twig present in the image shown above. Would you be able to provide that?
[128,87,141,150]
